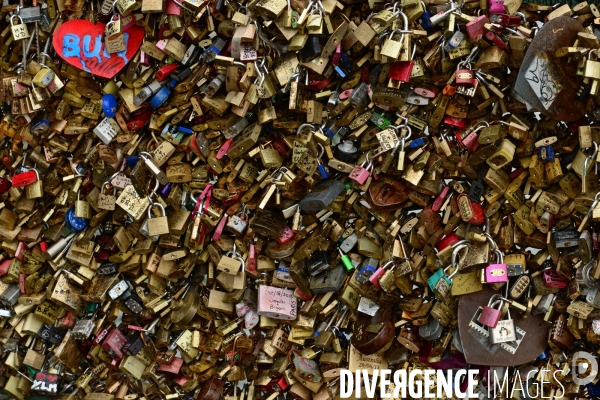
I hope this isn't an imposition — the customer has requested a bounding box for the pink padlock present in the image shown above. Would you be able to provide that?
[212,214,228,241]
[349,156,373,185]
[166,0,182,14]
[0,259,12,276]
[276,226,295,245]
[257,285,297,321]
[465,15,489,39]
[478,295,503,328]
[368,260,394,290]
[489,0,505,13]
[484,249,508,284]
[543,268,568,289]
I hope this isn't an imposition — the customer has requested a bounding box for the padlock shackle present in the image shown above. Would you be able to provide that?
[448,242,469,279]
[148,202,166,219]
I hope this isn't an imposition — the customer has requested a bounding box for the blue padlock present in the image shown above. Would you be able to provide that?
[149,86,171,109]
[65,208,89,232]
[125,156,139,169]
[588,381,600,397]
[30,113,51,135]
[408,137,427,149]
[340,51,352,71]
[102,94,118,118]
[318,164,329,179]
[177,125,193,135]
[356,258,378,284]
[418,9,432,29]
[538,145,555,161]
[333,65,346,78]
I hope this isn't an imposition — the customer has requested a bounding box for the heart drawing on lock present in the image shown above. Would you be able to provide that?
[52,20,145,79]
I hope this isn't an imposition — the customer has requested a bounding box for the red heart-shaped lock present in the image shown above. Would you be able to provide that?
[52,20,145,79]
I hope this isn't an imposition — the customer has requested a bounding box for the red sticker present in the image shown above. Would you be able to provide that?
[52,20,144,79]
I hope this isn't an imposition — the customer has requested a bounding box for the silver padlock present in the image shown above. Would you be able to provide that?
[418,318,443,341]
[488,308,517,344]
[576,260,600,289]
[108,280,130,300]
[532,293,554,316]
[72,319,96,340]
[134,80,162,106]
[19,6,41,23]
[0,284,20,306]
[93,118,120,145]
[339,232,358,253]
[553,230,578,248]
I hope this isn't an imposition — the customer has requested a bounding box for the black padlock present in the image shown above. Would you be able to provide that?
[298,179,345,212]
[307,250,330,276]
[171,65,193,82]
[123,331,145,356]
[97,262,118,275]
[300,35,322,63]
[122,291,144,314]
[334,140,359,163]
[468,165,487,202]
[32,355,63,396]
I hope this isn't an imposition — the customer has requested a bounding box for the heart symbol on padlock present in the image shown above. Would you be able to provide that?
[46,375,59,383]
[35,373,47,380]
[52,20,145,79]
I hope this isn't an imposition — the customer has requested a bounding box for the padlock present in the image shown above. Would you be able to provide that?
[32,356,63,396]
[484,249,508,284]
[10,15,30,41]
[428,242,468,300]
[146,203,170,237]
[478,294,504,328]
[488,307,517,344]
[348,155,373,185]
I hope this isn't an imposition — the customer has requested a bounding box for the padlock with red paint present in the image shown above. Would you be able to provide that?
[465,15,488,39]
[455,67,477,87]
[444,116,466,129]
[484,250,508,284]
[456,130,480,153]
[12,168,39,187]
[276,226,295,244]
[457,193,484,225]
[388,61,414,83]
[102,328,128,360]
[490,13,523,27]
[478,295,503,328]
[485,31,506,50]
[432,186,451,212]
